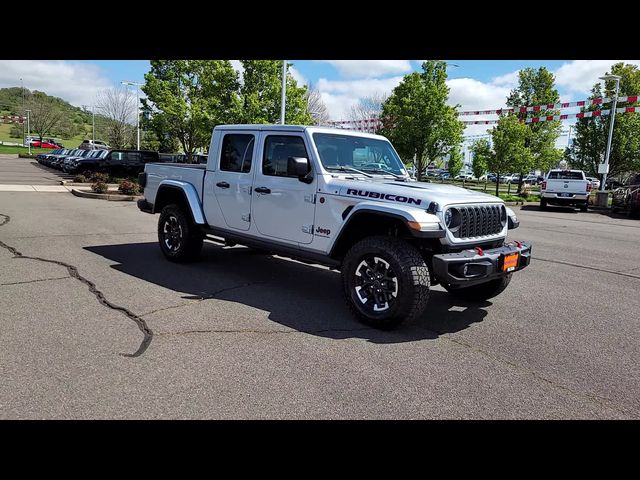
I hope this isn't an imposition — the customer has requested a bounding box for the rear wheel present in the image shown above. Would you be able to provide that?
[540,198,548,210]
[341,236,430,330]
[579,202,588,212]
[445,274,512,301]
[158,204,203,262]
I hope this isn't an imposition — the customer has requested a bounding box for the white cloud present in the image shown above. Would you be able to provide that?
[289,66,306,86]
[229,60,244,82]
[554,60,640,93]
[316,76,404,119]
[0,60,112,107]
[491,70,519,87]
[318,60,412,78]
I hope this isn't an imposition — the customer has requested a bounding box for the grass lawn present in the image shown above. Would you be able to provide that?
[0,123,87,149]
[0,144,50,155]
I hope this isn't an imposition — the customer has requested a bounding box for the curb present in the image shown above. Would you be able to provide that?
[61,180,120,188]
[504,201,540,206]
[71,188,141,202]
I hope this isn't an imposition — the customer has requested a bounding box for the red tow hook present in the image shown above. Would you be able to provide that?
[474,246,484,256]
[514,240,523,248]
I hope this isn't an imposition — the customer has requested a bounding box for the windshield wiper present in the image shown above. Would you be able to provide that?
[325,165,373,178]
[362,168,408,181]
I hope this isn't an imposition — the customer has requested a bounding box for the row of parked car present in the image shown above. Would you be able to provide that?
[35,147,209,176]
[36,148,160,175]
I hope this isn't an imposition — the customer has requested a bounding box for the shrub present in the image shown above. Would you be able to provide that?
[91,181,108,194]
[74,174,87,183]
[519,184,532,198]
[92,172,109,183]
[118,179,140,195]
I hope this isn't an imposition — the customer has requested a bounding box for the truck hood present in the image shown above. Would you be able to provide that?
[333,178,503,210]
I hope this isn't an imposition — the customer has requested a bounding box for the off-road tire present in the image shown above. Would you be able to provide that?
[579,202,588,212]
[158,204,203,262]
[341,236,430,330]
[540,198,548,210]
[445,274,512,302]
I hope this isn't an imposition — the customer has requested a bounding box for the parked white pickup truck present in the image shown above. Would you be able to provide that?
[138,125,531,329]
[540,169,592,211]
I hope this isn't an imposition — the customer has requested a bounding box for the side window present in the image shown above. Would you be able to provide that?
[220,134,254,173]
[110,152,125,162]
[142,152,157,162]
[263,135,309,178]
[127,152,141,164]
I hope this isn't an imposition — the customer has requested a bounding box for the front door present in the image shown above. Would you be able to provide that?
[211,132,256,231]
[251,133,316,244]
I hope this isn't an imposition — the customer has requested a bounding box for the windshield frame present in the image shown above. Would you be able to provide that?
[311,131,408,177]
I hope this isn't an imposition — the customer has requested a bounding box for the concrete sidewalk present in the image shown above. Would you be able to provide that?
[0,184,71,192]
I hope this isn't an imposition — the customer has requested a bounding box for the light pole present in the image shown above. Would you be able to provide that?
[599,74,621,200]
[280,60,287,125]
[25,109,31,155]
[121,80,143,149]
[82,105,95,142]
[21,77,25,146]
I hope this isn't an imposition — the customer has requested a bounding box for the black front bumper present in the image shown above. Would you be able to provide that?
[137,198,153,213]
[432,241,531,287]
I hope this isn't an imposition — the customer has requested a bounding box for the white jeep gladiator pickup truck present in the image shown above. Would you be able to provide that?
[138,125,531,329]
[540,169,591,211]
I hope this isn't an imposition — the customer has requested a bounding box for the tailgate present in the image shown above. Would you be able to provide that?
[545,179,589,193]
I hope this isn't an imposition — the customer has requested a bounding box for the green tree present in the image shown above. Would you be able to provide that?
[570,63,640,179]
[447,146,463,177]
[489,115,530,196]
[470,138,491,178]
[9,123,22,139]
[26,91,64,141]
[142,60,241,162]
[379,61,464,181]
[240,60,313,125]
[506,67,562,191]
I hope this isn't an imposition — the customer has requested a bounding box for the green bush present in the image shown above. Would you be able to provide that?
[92,172,109,183]
[91,181,108,194]
[118,179,140,195]
[74,174,87,183]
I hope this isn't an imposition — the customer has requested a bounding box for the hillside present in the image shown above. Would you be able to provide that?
[0,87,94,145]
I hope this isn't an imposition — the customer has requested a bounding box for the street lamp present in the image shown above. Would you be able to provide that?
[82,105,95,142]
[121,80,143,150]
[25,109,31,155]
[280,60,287,125]
[599,74,621,201]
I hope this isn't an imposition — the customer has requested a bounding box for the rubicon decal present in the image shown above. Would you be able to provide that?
[346,188,422,205]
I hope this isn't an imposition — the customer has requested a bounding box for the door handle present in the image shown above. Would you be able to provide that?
[216,181,230,188]
[254,187,271,194]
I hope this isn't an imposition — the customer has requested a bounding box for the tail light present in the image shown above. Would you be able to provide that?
[586,182,592,193]
[541,181,547,190]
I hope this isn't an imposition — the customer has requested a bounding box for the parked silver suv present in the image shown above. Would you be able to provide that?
[78,139,111,150]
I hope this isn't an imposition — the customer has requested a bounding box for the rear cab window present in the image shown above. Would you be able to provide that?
[547,171,585,180]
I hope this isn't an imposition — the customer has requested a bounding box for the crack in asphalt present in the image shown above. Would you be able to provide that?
[0,213,152,358]
[0,275,71,286]
[139,281,270,317]
[534,256,640,280]
[155,326,373,337]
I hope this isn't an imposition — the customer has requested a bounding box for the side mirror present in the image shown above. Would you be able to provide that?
[288,157,313,183]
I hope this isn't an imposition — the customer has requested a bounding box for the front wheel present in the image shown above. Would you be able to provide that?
[341,236,430,330]
[540,198,548,210]
[579,202,588,212]
[445,274,512,302]
[158,204,203,262]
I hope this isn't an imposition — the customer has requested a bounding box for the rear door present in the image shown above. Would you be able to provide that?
[210,132,256,231]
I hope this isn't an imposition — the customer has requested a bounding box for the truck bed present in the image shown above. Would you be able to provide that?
[144,163,207,206]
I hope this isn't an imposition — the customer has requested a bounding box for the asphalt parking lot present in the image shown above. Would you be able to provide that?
[1,157,639,419]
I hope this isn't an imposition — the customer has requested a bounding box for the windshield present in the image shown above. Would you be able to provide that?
[547,171,584,180]
[313,133,406,176]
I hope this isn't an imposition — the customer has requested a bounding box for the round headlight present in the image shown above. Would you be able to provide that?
[445,209,452,227]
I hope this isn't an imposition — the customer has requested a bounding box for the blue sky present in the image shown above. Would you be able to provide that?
[1,59,635,140]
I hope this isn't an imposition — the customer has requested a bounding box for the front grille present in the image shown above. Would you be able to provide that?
[451,205,504,239]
